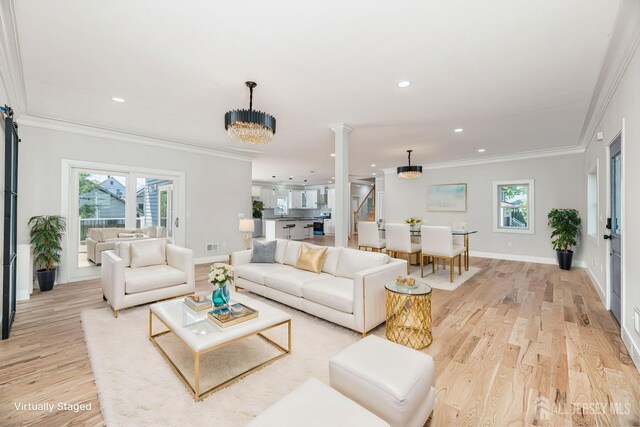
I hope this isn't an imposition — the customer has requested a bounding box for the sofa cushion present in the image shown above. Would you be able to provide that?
[283,241,303,266]
[264,270,331,297]
[125,264,187,294]
[235,263,293,285]
[302,277,354,313]
[336,248,389,279]
[275,239,289,264]
[130,239,166,268]
[296,244,328,273]
[115,242,131,267]
[251,240,277,263]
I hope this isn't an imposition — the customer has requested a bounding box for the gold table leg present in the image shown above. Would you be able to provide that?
[464,234,469,271]
[149,310,292,402]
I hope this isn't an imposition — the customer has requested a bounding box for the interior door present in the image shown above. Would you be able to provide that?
[608,136,622,324]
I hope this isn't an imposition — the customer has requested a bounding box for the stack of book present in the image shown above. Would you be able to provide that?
[183,295,212,312]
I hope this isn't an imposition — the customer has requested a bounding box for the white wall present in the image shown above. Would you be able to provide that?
[17,125,252,283]
[583,40,640,368]
[384,153,586,263]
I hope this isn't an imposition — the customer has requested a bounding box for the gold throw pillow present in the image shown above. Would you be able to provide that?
[296,244,328,274]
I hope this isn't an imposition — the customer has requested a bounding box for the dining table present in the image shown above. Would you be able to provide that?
[379,228,478,271]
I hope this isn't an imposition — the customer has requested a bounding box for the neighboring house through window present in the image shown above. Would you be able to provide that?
[493,179,535,234]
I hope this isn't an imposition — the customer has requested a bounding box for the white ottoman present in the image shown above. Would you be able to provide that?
[247,378,390,427]
[329,336,436,427]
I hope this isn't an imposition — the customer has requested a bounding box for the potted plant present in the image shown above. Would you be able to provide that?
[252,200,264,237]
[547,208,581,270]
[404,217,422,231]
[28,215,66,291]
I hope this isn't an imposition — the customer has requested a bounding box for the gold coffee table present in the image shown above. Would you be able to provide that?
[384,280,432,349]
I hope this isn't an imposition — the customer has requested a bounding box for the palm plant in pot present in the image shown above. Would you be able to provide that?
[547,208,581,270]
[28,215,66,291]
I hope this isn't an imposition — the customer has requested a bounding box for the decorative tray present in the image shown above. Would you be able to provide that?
[183,295,212,312]
[207,302,258,328]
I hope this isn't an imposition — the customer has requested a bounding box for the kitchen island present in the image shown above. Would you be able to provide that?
[264,218,317,240]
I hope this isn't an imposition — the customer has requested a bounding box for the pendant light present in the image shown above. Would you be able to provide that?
[224,81,276,144]
[397,149,422,179]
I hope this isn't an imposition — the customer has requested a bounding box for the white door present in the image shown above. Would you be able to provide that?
[158,184,174,242]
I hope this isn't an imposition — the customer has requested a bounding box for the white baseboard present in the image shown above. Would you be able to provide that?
[16,289,30,301]
[622,326,640,373]
[470,250,587,268]
[195,255,230,265]
[584,265,607,306]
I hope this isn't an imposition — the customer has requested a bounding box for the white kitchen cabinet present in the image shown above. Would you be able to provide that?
[251,186,261,197]
[324,219,335,235]
[259,188,273,208]
[304,190,318,209]
[327,189,336,210]
[288,190,303,209]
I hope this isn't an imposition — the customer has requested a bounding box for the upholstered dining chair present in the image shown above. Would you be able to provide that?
[386,223,421,274]
[358,221,386,252]
[452,221,468,269]
[420,225,465,282]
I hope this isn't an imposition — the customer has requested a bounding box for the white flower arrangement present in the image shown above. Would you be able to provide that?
[209,263,234,288]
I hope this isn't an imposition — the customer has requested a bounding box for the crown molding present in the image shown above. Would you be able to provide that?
[17,113,253,162]
[0,0,27,113]
[381,145,584,174]
[579,0,640,150]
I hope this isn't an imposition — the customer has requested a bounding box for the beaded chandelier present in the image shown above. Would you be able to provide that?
[224,81,276,144]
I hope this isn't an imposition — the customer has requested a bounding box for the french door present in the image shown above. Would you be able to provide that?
[62,161,185,282]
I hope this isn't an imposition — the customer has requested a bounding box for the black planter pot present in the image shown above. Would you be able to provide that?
[556,250,574,271]
[36,268,56,292]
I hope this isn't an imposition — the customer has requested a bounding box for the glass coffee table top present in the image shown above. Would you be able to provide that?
[384,280,432,295]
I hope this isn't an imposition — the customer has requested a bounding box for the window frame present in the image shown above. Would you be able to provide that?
[492,179,535,235]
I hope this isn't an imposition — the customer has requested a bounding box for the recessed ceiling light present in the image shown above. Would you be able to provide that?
[478,148,486,153]
[371,164,376,167]
[397,81,411,88]
[289,175,293,178]
[454,128,463,133]
[111,97,125,103]
[372,173,377,176]
[330,153,336,157]
[332,177,335,179]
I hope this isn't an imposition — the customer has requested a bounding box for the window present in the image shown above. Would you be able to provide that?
[274,197,288,215]
[493,179,535,234]
[587,162,599,242]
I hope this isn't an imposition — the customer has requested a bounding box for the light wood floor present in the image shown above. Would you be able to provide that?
[1,255,638,426]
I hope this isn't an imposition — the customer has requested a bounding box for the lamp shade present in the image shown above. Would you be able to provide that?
[239,219,255,232]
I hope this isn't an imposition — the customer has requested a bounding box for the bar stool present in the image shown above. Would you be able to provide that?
[304,223,313,239]
[283,224,295,240]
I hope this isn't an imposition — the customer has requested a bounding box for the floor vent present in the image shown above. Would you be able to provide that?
[206,243,218,252]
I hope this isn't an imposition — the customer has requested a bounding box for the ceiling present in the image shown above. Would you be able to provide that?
[14,0,620,185]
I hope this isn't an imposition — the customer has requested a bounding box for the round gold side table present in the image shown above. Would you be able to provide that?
[384,280,433,349]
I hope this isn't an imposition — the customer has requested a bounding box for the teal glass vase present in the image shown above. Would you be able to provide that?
[212,283,230,307]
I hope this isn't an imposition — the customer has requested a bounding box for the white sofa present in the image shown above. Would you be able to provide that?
[87,226,165,265]
[231,239,406,335]
[101,239,195,317]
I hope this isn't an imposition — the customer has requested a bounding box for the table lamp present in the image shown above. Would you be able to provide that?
[239,219,255,249]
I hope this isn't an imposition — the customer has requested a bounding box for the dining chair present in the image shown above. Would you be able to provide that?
[358,221,386,252]
[386,223,421,275]
[420,225,465,282]
[452,221,468,269]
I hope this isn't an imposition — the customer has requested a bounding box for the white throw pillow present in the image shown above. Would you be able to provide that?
[115,242,132,268]
[130,240,166,268]
[283,241,303,266]
[336,248,389,279]
[275,239,289,264]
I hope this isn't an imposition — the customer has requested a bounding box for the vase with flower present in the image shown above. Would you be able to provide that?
[209,263,234,307]
[404,217,422,231]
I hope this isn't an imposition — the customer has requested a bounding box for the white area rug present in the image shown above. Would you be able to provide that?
[82,296,385,427]
[408,264,480,291]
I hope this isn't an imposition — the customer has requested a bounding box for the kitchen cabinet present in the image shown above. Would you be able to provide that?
[324,219,335,235]
[259,188,274,208]
[327,188,336,210]
[304,190,318,208]
[251,186,261,197]
[288,190,303,209]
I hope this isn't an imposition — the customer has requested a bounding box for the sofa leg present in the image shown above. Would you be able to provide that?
[102,294,107,301]
[362,331,367,338]
[114,310,119,318]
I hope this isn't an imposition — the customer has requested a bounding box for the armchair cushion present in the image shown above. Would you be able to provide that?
[125,265,187,294]
[130,239,167,268]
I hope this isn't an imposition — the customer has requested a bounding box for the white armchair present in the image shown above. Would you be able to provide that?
[101,239,195,317]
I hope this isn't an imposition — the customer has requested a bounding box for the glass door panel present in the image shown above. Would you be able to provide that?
[78,172,127,269]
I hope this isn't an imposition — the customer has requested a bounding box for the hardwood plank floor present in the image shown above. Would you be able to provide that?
[1,254,638,426]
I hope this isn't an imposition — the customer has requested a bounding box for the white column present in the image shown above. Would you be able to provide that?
[330,124,352,247]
